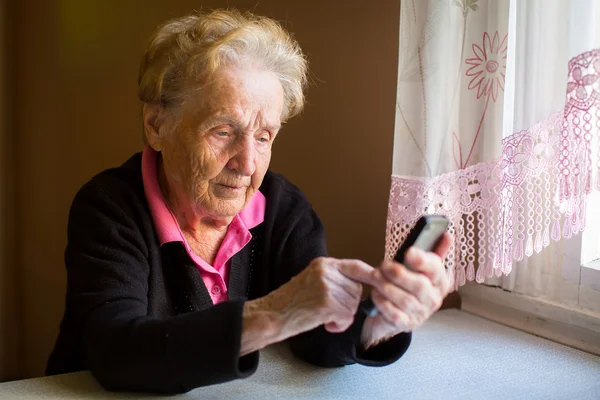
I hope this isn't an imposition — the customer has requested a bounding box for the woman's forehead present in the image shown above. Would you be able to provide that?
[188,67,284,126]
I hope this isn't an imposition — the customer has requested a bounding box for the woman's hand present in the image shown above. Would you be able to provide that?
[360,232,453,350]
[240,257,378,355]
[240,232,452,357]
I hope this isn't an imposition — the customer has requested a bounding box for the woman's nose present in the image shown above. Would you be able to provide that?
[227,138,256,176]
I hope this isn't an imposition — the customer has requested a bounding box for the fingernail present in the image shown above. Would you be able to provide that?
[406,247,420,260]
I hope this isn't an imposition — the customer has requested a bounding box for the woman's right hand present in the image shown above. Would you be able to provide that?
[240,257,380,355]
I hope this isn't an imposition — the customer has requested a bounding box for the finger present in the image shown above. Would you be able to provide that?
[310,258,362,306]
[337,259,382,288]
[379,261,441,310]
[405,248,448,290]
[370,290,413,330]
[434,232,453,258]
[311,260,363,325]
[319,264,364,316]
[435,233,454,292]
[373,281,427,321]
[322,265,363,301]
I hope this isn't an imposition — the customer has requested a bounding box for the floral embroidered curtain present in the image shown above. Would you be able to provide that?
[387,0,600,289]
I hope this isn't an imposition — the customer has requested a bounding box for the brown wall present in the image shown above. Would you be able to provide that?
[0,0,18,381]
[13,0,400,378]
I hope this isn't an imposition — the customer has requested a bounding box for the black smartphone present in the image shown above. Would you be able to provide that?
[359,215,449,317]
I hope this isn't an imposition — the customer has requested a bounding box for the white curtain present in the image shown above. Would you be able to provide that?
[486,0,599,313]
[387,0,600,302]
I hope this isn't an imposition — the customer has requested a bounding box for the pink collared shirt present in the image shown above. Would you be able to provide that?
[141,146,266,304]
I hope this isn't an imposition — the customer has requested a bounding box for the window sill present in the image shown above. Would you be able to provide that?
[459,282,600,356]
[584,258,600,272]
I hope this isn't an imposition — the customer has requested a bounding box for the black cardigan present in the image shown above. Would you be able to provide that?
[46,153,411,394]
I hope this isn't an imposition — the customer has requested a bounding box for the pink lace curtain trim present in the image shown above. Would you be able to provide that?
[385,49,600,289]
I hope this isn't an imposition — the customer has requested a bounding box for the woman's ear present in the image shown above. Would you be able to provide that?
[142,103,169,151]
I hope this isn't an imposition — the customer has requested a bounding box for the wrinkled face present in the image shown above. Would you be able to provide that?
[151,66,284,220]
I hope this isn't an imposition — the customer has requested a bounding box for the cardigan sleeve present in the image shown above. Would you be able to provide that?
[57,183,258,394]
[277,200,413,367]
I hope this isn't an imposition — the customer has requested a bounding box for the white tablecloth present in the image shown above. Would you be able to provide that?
[1,310,599,399]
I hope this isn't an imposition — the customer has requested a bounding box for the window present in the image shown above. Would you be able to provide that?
[582,190,600,270]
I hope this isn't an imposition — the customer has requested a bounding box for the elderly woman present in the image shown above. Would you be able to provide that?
[47,9,451,394]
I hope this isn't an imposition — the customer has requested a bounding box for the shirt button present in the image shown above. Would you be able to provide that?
[211,285,221,295]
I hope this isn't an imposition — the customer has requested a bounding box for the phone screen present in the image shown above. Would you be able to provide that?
[413,220,448,251]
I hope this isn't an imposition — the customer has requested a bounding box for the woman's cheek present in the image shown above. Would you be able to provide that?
[194,143,225,178]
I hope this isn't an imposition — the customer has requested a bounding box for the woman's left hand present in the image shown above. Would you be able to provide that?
[359,232,453,350]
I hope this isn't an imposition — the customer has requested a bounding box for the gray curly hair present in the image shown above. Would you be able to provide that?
[138,9,308,122]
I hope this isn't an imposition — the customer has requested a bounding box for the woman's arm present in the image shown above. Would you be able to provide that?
[55,183,257,394]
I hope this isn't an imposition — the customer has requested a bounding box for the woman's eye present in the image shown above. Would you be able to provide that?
[215,131,229,137]
[257,137,269,143]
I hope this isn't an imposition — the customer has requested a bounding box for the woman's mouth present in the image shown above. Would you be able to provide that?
[214,183,245,198]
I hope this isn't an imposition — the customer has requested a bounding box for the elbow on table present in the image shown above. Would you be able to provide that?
[84,343,186,395]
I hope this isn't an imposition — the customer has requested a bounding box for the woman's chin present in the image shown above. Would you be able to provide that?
[201,197,246,220]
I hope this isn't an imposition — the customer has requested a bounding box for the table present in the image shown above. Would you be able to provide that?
[1,310,599,399]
